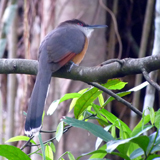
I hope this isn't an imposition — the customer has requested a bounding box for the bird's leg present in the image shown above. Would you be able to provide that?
[67,61,79,72]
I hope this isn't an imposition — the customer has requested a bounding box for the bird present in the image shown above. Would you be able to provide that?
[25,19,107,136]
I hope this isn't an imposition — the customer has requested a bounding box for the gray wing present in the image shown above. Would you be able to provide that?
[39,25,86,63]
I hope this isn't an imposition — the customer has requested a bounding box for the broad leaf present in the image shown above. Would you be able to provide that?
[0,144,31,160]
[74,87,102,118]
[99,107,131,135]
[98,93,104,107]
[132,115,150,134]
[130,148,144,159]
[103,79,127,90]
[155,109,160,129]
[59,93,81,103]
[47,100,60,115]
[102,91,131,108]
[56,121,64,142]
[80,144,107,160]
[63,117,114,142]
[69,88,89,111]
[131,136,149,152]
[107,125,152,153]
[50,142,56,153]
[6,136,36,144]
[45,145,53,160]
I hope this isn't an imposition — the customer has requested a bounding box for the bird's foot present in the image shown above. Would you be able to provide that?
[67,61,79,72]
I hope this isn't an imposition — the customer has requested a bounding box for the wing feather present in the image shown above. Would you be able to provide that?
[39,25,85,63]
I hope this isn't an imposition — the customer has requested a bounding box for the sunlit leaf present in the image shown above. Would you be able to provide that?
[69,88,88,112]
[155,109,160,129]
[59,93,81,103]
[103,79,127,90]
[74,87,102,118]
[99,107,131,135]
[98,93,104,106]
[56,121,64,142]
[47,100,60,115]
[50,142,56,153]
[6,136,36,144]
[45,145,53,160]
[149,107,155,125]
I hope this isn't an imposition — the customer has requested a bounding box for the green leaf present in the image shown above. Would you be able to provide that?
[92,104,102,118]
[155,109,160,129]
[117,142,130,155]
[56,121,64,142]
[74,87,102,119]
[107,125,153,153]
[6,136,36,144]
[131,125,153,137]
[45,145,54,160]
[146,154,160,160]
[77,144,107,160]
[38,133,46,160]
[98,94,104,106]
[131,136,150,152]
[58,151,75,160]
[102,91,131,107]
[132,114,150,133]
[155,129,160,145]
[149,107,155,125]
[130,148,144,159]
[110,151,130,160]
[69,88,88,111]
[63,117,114,142]
[111,125,116,138]
[151,144,160,153]
[147,132,157,155]
[68,152,75,160]
[47,100,60,115]
[99,107,131,135]
[50,142,56,153]
[0,144,31,160]
[59,93,81,103]
[103,79,127,90]
[127,142,139,156]
[95,126,112,150]
[42,111,45,124]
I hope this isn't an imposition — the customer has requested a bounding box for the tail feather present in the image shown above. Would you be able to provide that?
[25,69,52,136]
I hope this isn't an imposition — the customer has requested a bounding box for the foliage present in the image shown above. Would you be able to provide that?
[3,79,160,160]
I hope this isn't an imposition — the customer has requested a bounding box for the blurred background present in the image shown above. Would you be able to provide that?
[0,0,159,159]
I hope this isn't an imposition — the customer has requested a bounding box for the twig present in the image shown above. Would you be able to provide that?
[141,67,160,92]
[40,129,56,133]
[87,82,142,117]
[20,136,34,150]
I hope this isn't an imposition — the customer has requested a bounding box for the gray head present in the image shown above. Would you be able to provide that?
[58,19,107,38]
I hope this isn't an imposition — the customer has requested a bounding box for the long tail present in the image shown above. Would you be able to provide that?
[25,68,52,136]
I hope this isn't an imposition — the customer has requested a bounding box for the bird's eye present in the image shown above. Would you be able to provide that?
[77,23,83,26]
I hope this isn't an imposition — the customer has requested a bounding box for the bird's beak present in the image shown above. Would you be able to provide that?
[86,24,107,29]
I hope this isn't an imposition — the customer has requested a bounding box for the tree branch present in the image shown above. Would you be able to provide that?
[0,55,160,83]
